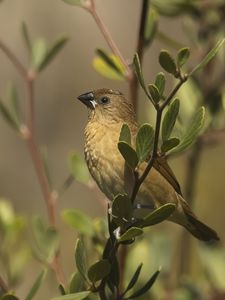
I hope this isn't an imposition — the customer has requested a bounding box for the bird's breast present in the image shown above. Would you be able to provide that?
[84,121,128,200]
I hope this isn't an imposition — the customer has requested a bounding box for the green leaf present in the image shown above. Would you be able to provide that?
[119,123,131,145]
[123,263,143,295]
[133,54,150,97]
[21,21,31,53]
[148,84,160,103]
[51,291,90,300]
[1,295,20,300]
[161,138,180,153]
[32,216,59,259]
[190,39,225,75]
[38,37,68,71]
[112,194,133,225]
[31,38,47,71]
[161,98,180,142]
[25,270,47,300]
[119,227,143,242]
[118,141,138,169]
[8,84,22,126]
[75,239,88,282]
[0,99,19,130]
[61,0,84,6]
[136,123,154,162]
[69,273,86,293]
[93,50,125,80]
[88,259,111,283]
[69,153,90,184]
[62,209,94,237]
[144,8,158,47]
[59,284,66,295]
[159,50,177,75]
[127,269,160,299]
[155,72,165,97]
[177,47,190,68]
[141,204,175,227]
[171,107,205,154]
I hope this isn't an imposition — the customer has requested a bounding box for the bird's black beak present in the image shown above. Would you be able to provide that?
[77,92,96,109]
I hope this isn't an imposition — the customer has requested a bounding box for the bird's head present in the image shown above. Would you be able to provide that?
[77,88,136,123]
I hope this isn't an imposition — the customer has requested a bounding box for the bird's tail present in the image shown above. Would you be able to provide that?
[180,200,219,242]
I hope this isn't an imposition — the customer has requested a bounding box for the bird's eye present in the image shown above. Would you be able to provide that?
[99,96,110,105]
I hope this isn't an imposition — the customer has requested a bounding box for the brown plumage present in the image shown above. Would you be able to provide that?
[77,88,219,242]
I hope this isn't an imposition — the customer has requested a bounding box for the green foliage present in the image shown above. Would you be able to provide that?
[136,123,154,162]
[119,123,132,145]
[93,49,125,80]
[75,239,88,282]
[51,291,90,300]
[170,107,205,154]
[69,153,90,184]
[177,47,190,68]
[161,98,180,142]
[24,270,47,300]
[161,137,180,153]
[122,263,143,296]
[148,84,160,103]
[32,216,59,259]
[118,141,138,169]
[1,295,19,300]
[0,99,20,130]
[62,209,95,237]
[190,38,225,75]
[61,0,85,6]
[21,21,32,53]
[155,72,165,97]
[118,227,143,242]
[112,194,133,227]
[144,8,158,47]
[159,50,177,76]
[133,54,150,98]
[87,259,111,282]
[69,273,86,293]
[140,204,176,227]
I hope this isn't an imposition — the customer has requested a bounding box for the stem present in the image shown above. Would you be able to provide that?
[129,0,149,111]
[0,275,8,294]
[0,40,65,285]
[86,0,131,80]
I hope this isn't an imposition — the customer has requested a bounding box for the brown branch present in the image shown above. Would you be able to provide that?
[0,40,65,285]
[85,0,131,80]
[129,0,149,111]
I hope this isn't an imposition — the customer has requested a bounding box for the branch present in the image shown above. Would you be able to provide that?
[0,40,65,285]
[85,0,132,80]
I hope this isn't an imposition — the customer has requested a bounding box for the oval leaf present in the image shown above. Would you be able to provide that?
[0,99,19,130]
[118,141,138,169]
[159,50,177,75]
[39,36,68,71]
[133,54,150,97]
[69,153,90,184]
[155,72,165,96]
[127,269,160,299]
[171,107,205,154]
[119,123,131,145]
[62,209,95,237]
[88,259,111,283]
[75,239,88,282]
[69,273,86,293]
[51,291,90,300]
[21,21,31,53]
[123,263,143,295]
[141,203,176,227]
[148,84,160,103]
[161,138,180,153]
[136,123,154,162]
[177,47,190,68]
[144,8,158,47]
[190,39,225,75]
[161,98,180,142]
[119,227,143,242]
[31,38,47,71]
[112,194,133,225]
[25,270,47,300]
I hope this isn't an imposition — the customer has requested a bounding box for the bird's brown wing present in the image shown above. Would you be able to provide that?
[153,156,182,196]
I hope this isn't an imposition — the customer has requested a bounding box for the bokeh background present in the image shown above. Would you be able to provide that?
[0,1,225,299]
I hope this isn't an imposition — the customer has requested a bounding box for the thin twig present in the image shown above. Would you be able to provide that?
[85,0,132,80]
[0,40,65,285]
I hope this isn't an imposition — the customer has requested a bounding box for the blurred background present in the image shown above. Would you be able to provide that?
[0,0,225,299]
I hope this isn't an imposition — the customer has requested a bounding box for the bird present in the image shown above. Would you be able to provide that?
[77,88,219,242]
